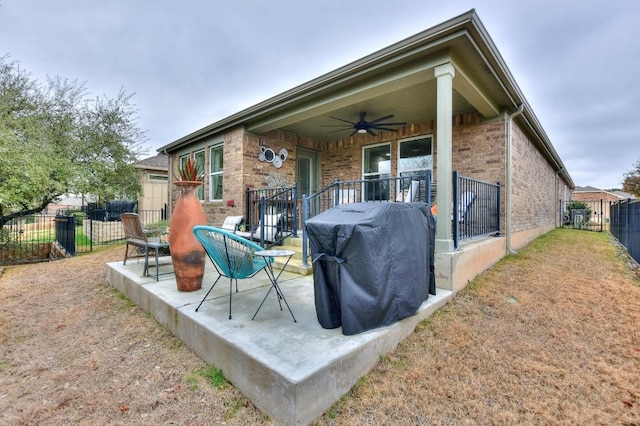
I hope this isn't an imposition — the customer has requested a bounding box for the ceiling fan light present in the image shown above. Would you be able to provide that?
[357,128,367,134]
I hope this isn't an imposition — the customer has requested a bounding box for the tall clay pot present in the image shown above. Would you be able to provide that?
[169,181,207,291]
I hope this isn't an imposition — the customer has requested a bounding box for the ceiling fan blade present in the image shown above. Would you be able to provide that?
[368,114,394,124]
[321,124,355,128]
[329,116,356,125]
[366,128,377,136]
[329,128,352,133]
[372,126,401,132]
[375,121,406,127]
[349,129,358,137]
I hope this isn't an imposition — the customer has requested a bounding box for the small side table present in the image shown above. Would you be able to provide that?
[144,241,171,281]
[253,249,297,322]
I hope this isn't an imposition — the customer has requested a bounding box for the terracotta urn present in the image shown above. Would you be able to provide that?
[169,181,207,291]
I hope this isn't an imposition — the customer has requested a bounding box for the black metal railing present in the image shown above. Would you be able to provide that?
[301,170,433,266]
[298,170,501,265]
[453,171,501,248]
[610,198,640,264]
[245,184,298,248]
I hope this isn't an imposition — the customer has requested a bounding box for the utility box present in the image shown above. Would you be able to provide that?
[570,208,588,229]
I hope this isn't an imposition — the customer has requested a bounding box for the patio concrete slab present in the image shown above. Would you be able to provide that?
[105,257,452,425]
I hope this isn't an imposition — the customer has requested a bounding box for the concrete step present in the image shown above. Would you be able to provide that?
[273,258,312,276]
[281,235,305,247]
[271,237,312,276]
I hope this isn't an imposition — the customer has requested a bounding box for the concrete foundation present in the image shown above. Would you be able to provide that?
[106,258,452,425]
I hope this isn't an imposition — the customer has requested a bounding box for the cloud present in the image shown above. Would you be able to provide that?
[1,0,638,188]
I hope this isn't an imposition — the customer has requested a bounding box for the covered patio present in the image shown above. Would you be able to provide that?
[160,10,573,293]
[105,254,452,425]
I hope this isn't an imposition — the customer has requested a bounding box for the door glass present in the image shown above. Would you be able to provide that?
[363,144,391,201]
[297,156,311,196]
[296,149,318,198]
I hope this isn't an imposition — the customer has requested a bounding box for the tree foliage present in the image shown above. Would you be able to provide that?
[622,158,640,197]
[0,56,147,224]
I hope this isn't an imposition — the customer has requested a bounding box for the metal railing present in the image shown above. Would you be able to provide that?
[453,171,501,248]
[245,184,298,248]
[301,170,433,266]
[610,198,640,264]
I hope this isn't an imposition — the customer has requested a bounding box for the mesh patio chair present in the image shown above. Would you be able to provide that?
[192,226,273,319]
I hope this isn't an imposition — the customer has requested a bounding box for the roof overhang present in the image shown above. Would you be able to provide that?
[158,9,573,188]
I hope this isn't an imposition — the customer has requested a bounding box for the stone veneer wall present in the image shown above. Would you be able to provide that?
[83,220,124,243]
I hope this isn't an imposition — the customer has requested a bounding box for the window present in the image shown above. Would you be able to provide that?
[209,145,223,201]
[194,150,205,201]
[362,143,391,201]
[398,136,432,177]
[148,173,168,182]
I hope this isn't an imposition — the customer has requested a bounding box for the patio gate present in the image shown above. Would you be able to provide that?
[54,214,76,256]
[559,199,606,232]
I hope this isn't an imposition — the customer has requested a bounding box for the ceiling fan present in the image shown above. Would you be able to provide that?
[322,112,406,136]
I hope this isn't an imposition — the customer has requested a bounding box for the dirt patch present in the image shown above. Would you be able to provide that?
[1,229,639,425]
[0,246,267,425]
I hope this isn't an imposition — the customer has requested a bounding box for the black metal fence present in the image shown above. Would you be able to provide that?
[0,204,168,265]
[453,171,501,249]
[610,198,640,264]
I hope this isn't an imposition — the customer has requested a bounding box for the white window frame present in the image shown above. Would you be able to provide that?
[209,144,224,202]
[148,173,168,182]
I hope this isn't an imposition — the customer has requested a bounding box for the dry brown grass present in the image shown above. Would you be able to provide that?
[1,229,639,425]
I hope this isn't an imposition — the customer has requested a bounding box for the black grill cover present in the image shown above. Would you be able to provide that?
[305,202,435,335]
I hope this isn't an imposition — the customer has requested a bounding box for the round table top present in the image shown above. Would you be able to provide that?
[254,249,295,257]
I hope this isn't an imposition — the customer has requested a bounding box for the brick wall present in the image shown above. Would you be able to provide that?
[510,123,566,232]
[170,112,572,234]
[321,119,437,185]
[572,191,620,203]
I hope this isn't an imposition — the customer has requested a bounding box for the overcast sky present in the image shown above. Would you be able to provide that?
[2,0,639,189]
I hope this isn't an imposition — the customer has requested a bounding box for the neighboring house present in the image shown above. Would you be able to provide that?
[611,190,637,200]
[157,10,574,292]
[135,154,169,218]
[572,186,626,203]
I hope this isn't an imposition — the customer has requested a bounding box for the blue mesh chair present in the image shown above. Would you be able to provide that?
[192,226,272,319]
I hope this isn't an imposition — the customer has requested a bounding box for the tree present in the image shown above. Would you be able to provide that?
[0,56,147,225]
[622,158,640,197]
